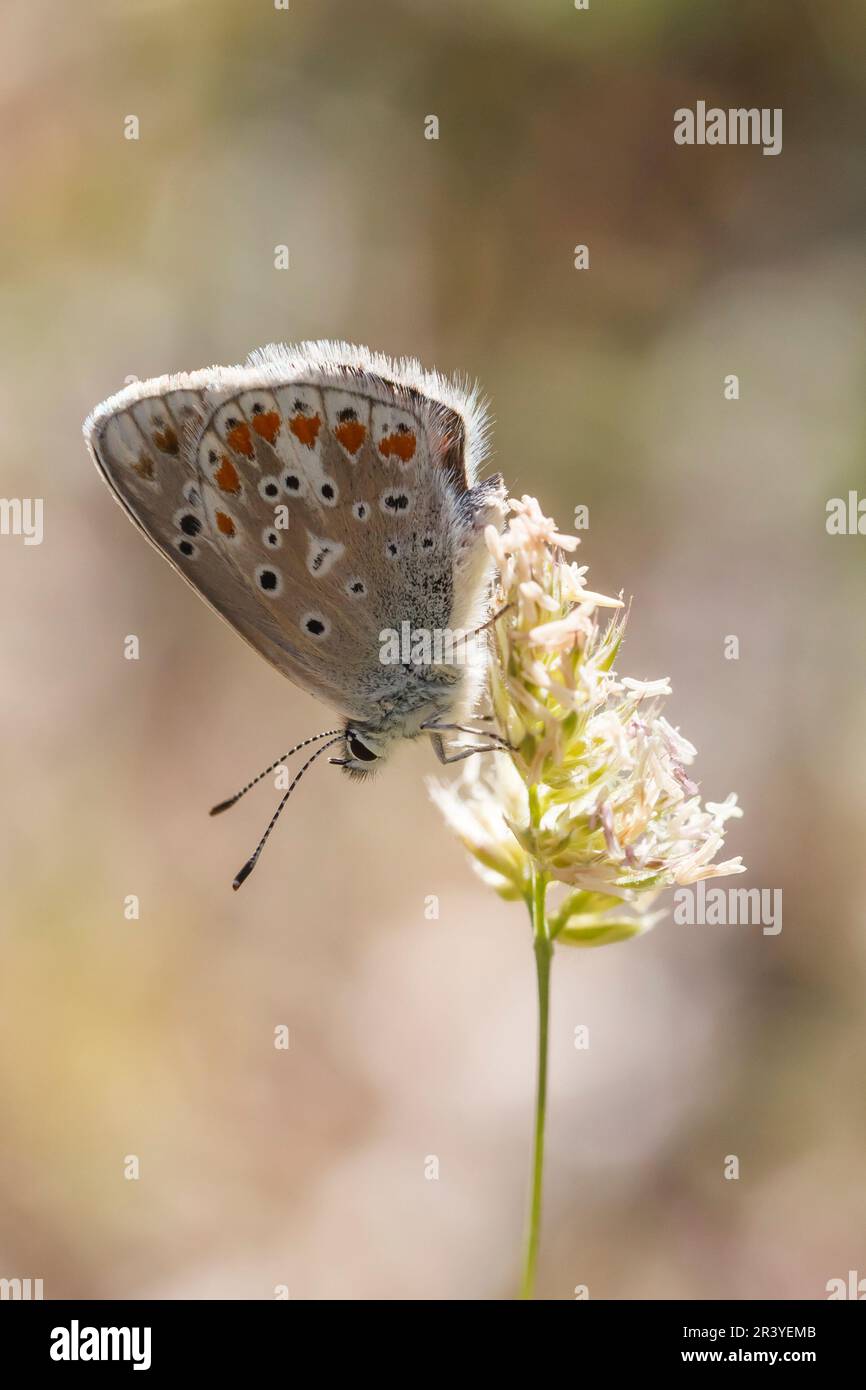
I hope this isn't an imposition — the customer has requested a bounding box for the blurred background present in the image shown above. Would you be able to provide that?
[1,0,865,1300]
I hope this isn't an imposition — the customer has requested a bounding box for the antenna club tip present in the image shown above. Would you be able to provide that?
[232,859,256,891]
[210,798,236,816]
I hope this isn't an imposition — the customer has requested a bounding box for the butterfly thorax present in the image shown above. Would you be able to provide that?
[335,653,488,774]
[351,661,476,737]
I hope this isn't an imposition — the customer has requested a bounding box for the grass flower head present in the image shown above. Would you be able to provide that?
[431,495,745,946]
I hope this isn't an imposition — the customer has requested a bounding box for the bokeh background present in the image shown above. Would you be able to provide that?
[1,0,865,1300]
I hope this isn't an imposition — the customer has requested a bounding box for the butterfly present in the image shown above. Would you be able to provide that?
[84,341,507,886]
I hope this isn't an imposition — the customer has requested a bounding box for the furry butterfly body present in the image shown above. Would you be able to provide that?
[84,342,506,797]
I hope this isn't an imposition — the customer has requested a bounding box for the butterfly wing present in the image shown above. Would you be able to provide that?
[84,366,329,694]
[84,342,504,722]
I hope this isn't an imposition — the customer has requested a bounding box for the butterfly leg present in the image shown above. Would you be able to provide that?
[422,718,511,748]
[428,733,504,765]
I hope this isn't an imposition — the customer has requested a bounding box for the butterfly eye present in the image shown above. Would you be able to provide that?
[348,735,378,763]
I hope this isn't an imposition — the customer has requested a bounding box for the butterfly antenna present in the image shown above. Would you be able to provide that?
[231,735,345,891]
[451,602,513,652]
[209,729,343,816]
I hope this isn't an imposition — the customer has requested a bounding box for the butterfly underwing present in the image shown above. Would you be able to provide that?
[84,341,507,786]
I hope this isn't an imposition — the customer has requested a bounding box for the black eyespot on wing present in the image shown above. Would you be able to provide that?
[255,562,284,595]
[284,474,300,492]
[180,513,201,536]
[383,492,409,512]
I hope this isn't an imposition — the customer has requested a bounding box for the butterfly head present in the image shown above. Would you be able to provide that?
[329,724,393,778]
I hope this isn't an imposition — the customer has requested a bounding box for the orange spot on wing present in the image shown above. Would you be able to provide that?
[132,453,154,480]
[379,430,416,462]
[215,456,241,494]
[152,426,178,455]
[226,422,254,458]
[289,413,321,448]
[252,410,281,444]
[215,510,236,537]
[334,420,367,454]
